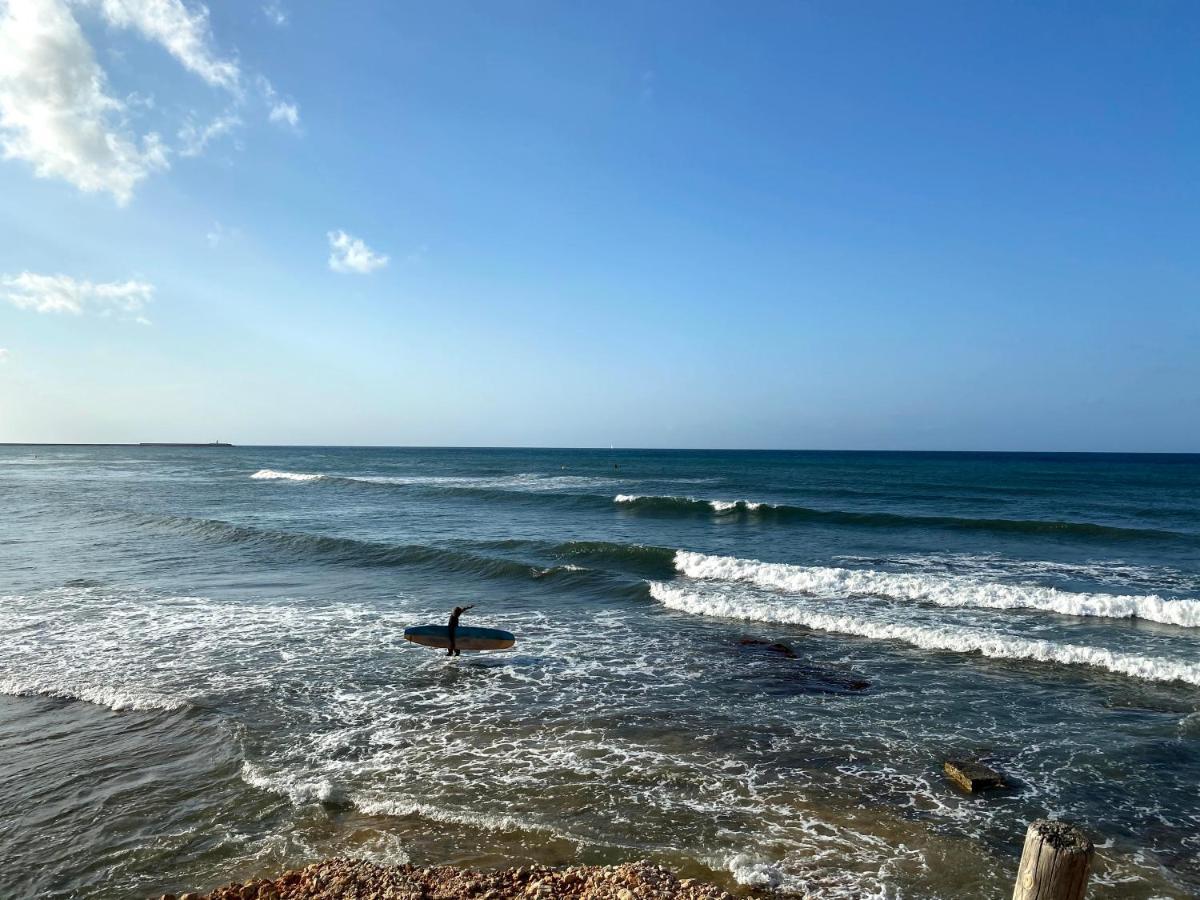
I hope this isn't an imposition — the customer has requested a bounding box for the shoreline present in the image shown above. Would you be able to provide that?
[167,859,738,900]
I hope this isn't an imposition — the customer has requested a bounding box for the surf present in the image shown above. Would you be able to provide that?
[648,581,1200,685]
[673,550,1200,628]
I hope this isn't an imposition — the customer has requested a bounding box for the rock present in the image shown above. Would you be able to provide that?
[618,889,636,900]
[944,758,1005,792]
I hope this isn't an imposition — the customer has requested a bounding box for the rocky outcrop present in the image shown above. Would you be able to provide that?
[164,859,737,900]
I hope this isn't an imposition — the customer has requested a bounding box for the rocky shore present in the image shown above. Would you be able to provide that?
[165,859,738,900]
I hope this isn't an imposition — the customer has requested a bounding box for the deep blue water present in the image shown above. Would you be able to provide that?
[0,447,1197,899]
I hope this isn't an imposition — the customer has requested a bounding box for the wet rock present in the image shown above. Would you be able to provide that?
[944,758,1005,792]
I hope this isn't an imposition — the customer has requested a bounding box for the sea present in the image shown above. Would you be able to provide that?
[1,446,1198,899]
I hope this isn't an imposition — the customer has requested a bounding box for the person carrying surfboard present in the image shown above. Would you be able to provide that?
[446,604,475,656]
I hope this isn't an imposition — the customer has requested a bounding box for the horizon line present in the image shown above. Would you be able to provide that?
[0,442,1197,456]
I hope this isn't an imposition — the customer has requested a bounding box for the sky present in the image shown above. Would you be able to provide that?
[0,0,1196,451]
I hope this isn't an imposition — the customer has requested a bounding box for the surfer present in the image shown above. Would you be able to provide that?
[446,604,475,656]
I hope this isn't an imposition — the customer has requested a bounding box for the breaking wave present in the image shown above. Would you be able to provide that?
[0,676,187,712]
[250,469,324,482]
[674,551,1200,628]
[648,582,1200,685]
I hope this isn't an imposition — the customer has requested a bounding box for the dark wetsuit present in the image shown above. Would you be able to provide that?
[447,605,472,656]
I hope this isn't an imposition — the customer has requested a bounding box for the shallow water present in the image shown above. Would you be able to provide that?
[0,447,1197,898]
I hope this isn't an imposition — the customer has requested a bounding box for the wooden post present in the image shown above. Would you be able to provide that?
[1013,819,1094,900]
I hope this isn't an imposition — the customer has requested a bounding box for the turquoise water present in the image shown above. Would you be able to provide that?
[1,447,1198,898]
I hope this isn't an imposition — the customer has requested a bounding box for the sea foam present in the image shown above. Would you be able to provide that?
[251,469,324,481]
[674,550,1200,628]
[649,581,1200,685]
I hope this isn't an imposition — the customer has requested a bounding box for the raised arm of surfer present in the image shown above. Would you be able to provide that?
[447,604,475,656]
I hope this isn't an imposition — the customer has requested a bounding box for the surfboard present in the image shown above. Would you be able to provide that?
[403,624,516,651]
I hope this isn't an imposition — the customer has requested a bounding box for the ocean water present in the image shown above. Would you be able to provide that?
[1,447,1198,899]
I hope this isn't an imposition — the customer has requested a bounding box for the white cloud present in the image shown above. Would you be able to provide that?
[268,101,298,128]
[0,0,294,202]
[0,0,170,204]
[178,110,240,156]
[0,348,8,362]
[1,272,154,317]
[91,0,240,92]
[257,76,300,130]
[262,1,287,27]
[327,230,388,274]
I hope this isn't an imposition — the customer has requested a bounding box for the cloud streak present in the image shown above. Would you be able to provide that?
[91,0,240,92]
[328,230,388,274]
[1,272,155,317]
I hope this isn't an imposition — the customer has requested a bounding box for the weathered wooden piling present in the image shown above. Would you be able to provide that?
[1012,819,1093,900]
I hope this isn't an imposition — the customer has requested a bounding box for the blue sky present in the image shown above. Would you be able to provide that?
[0,1,1196,450]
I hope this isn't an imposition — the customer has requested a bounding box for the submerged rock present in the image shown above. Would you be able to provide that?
[735,637,871,694]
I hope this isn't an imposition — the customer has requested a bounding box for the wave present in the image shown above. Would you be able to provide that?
[674,551,1200,628]
[104,509,672,584]
[648,582,1200,685]
[614,495,1193,542]
[108,510,546,581]
[615,494,764,514]
[0,676,186,712]
[251,468,620,494]
[545,540,677,577]
[250,469,324,482]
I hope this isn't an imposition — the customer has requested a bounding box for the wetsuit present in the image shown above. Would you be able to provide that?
[447,606,466,656]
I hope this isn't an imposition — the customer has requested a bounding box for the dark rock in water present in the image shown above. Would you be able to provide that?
[738,638,797,658]
[735,637,870,694]
[944,758,1005,792]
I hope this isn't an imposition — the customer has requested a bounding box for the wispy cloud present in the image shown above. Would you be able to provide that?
[328,230,388,274]
[257,76,301,130]
[0,0,170,204]
[0,348,8,362]
[262,0,287,27]
[178,111,241,157]
[268,101,299,128]
[1,272,154,318]
[90,0,240,93]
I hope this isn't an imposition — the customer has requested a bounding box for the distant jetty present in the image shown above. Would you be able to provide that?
[138,441,233,447]
[0,441,234,448]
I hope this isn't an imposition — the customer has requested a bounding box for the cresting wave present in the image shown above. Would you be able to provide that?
[648,582,1200,686]
[615,494,763,514]
[674,551,1200,628]
[614,495,1195,542]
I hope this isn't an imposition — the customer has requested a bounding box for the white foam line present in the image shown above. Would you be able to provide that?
[674,550,1200,628]
[649,582,1200,685]
[250,469,324,482]
[0,677,187,712]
